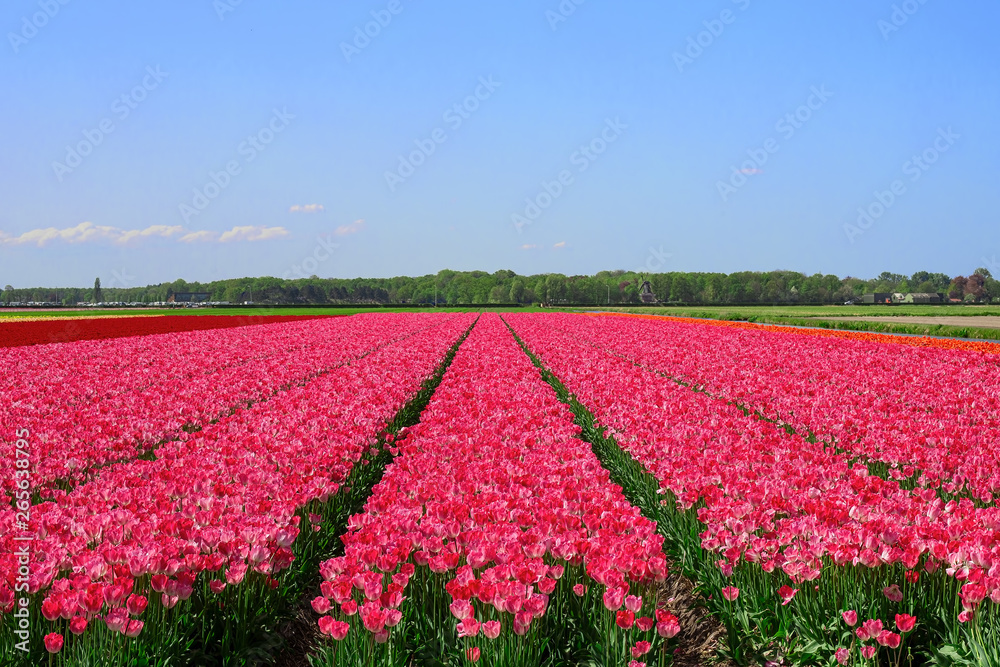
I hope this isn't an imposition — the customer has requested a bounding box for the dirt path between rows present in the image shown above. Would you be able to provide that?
[811,315,1000,329]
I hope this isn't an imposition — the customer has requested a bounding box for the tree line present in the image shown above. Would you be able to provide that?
[2,268,997,306]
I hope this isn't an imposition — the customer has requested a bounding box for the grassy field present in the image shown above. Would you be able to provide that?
[571,304,1000,342]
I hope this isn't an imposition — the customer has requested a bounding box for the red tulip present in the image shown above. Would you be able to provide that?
[896,613,916,633]
[44,633,64,653]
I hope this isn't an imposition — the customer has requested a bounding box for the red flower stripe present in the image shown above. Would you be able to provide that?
[0,314,327,349]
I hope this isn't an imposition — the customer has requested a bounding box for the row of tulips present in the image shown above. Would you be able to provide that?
[1,313,447,498]
[566,313,1000,504]
[505,313,1000,666]
[1,313,476,665]
[0,313,325,348]
[313,314,679,667]
[2,316,333,414]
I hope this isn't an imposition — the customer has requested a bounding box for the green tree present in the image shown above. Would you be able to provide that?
[509,279,525,304]
[93,278,103,303]
[488,285,508,303]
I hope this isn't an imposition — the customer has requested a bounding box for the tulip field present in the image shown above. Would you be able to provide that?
[2,311,1000,666]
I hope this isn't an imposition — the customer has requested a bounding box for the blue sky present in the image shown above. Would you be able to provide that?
[1,0,998,287]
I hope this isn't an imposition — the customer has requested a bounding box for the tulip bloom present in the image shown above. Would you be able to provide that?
[896,613,916,633]
[44,633,64,654]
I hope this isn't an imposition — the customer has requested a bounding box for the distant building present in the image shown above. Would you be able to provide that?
[168,293,211,303]
[639,280,657,304]
[861,293,893,304]
[902,292,944,304]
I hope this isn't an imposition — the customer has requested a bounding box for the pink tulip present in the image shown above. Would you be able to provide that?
[777,586,798,605]
[876,630,901,648]
[44,633,64,654]
[883,584,903,603]
[631,641,651,657]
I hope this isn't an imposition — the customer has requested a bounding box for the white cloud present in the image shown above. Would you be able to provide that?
[553,241,566,248]
[334,219,365,236]
[116,225,185,245]
[0,222,185,247]
[519,244,538,250]
[218,226,289,243]
[177,230,218,243]
[289,204,325,213]
[0,222,289,246]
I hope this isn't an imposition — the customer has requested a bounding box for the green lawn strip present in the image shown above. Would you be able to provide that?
[565,306,1000,342]
[0,307,540,319]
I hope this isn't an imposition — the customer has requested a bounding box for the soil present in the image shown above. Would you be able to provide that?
[659,573,738,667]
